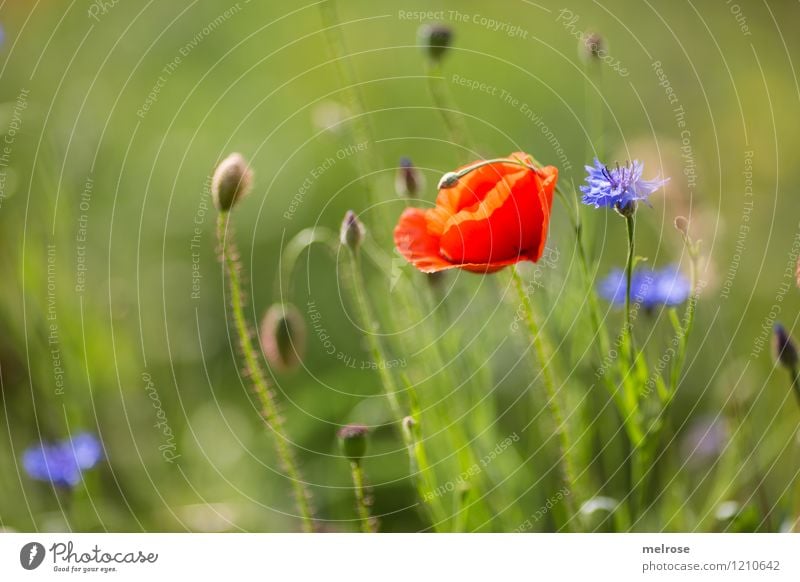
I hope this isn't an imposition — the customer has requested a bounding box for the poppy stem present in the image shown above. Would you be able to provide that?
[425,60,474,150]
[216,213,316,532]
[511,265,580,518]
[349,460,377,533]
[346,251,404,421]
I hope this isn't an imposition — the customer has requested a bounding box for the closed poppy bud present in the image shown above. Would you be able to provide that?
[260,303,305,372]
[437,171,460,190]
[396,157,424,198]
[394,152,557,274]
[212,153,253,211]
[774,324,799,370]
[340,210,365,253]
[338,424,368,462]
[418,23,453,62]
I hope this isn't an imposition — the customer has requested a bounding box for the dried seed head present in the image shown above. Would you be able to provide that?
[338,424,369,461]
[418,23,453,62]
[212,153,253,211]
[395,157,424,198]
[260,303,306,372]
[773,324,799,370]
[340,210,365,252]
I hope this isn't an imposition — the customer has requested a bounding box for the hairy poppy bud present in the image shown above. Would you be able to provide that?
[260,303,306,372]
[212,153,253,211]
[580,32,605,62]
[418,23,453,62]
[395,157,424,198]
[338,424,368,462]
[774,324,799,370]
[340,210,365,252]
[437,171,460,190]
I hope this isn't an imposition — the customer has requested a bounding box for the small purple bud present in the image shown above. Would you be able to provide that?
[338,424,369,461]
[418,24,453,62]
[340,210,365,253]
[395,157,424,198]
[774,324,799,370]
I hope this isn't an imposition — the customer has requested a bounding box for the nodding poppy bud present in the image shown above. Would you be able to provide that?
[260,303,306,372]
[774,324,799,370]
[418,23,453,62]
[437,171,460,190]
[580,32,605,62]
[338,424,369,462]
[340,210,365,252]
[211,153,253,211]
[395,157,424,198]
[674,216,690,236]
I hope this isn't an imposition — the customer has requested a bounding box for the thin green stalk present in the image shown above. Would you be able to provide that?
[790,367,800,410]
[349,460,376,533]
[511,265,580,519]
[401,411,449,529]
[425,61,473,148]
[346,251,403,421]
[623,212,636,363]
[216,213,315,532]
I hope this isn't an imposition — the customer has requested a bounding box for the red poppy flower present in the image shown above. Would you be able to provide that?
[394,152,557,273]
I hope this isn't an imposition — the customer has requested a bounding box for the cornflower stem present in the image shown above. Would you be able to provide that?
[425,60,473,148]
[346,250,403,421]
[216,213,315,532]
[511,265,580,520]
[623,212,637,364]
[349,460,376,533]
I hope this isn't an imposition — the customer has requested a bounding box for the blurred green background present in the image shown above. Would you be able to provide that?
[1,0,799,532]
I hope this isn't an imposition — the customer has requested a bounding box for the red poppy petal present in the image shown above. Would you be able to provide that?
[436,155,528,215]
[393,208,457,273]
[439,166,539,264]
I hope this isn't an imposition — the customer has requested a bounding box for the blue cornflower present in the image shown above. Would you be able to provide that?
[598,265,690,309]
[580,159,668,210]
[22,432,103,487]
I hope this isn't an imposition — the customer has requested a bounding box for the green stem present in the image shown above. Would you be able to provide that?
[216,213,315,532]
[624,212,636,363]
[346,250,403,421]
[425,60,473,149]
[511,265,580,518]
[350,460,376,533]
[791,367,800,410]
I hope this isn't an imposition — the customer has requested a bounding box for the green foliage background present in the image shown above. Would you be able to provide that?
[0,0,799,532]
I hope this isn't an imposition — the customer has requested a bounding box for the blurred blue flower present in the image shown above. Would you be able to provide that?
[23,432,103,487]
[580,159,668,211]
[598,265,690,309]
